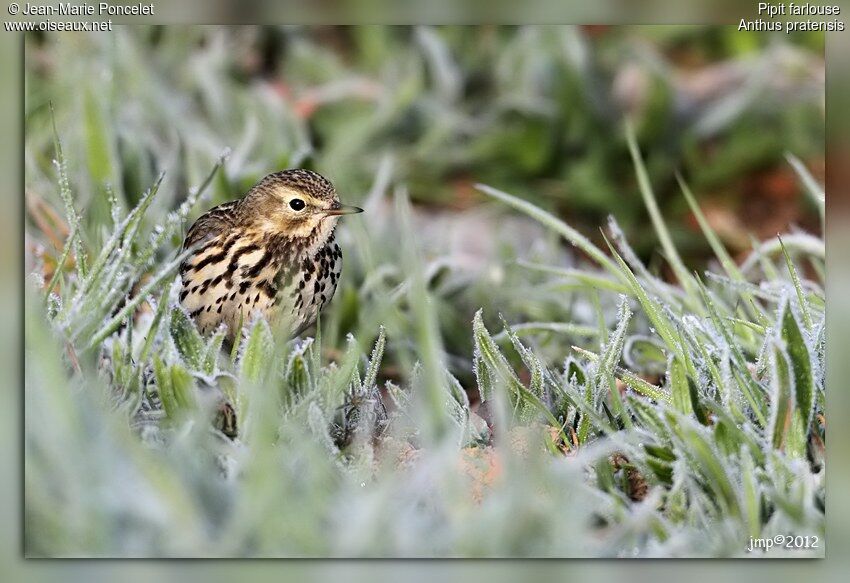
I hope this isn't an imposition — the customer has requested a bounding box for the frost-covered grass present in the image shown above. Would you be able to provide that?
[24,27,825,558]
[25,128,826,557]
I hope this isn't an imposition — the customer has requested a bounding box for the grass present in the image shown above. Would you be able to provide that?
[24,26,825,558]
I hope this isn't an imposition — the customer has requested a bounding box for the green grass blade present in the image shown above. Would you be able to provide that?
[602,234,682,359]
[786,153,824,230]
[137,285,171,364]
[492,322,599,340]
[695,277,767,427]
[740,234,824,276]
[86,247,192,349]
[572,345,670,403]
[670,358,694,417]
[396,187,451,442]
[779,302,814,436]
[475,183,623,281]
[779,236,813,331]
[363,325,386,391]
[169,306,207,371]
[70,172,165,312]
[769,341,793,451]
[50,102,86,278]
[83,89,117,227]
[517,261,629,294]
[42,222,78,304]
[626,123,696,298]
[676,173,744,282]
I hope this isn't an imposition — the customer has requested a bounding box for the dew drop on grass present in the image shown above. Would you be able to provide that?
[46,293,62,318]
[29,272,45,288]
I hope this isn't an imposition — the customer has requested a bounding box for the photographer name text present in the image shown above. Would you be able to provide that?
[14,2,153,16]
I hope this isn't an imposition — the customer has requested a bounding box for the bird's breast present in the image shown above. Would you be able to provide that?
[179,231,342,339]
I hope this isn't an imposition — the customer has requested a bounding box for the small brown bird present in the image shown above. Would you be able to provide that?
[179,169,362,342]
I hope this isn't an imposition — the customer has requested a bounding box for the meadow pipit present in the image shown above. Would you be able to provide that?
[179,169,362,342]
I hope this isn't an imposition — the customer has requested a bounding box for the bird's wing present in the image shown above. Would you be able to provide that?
[183,200,240,249]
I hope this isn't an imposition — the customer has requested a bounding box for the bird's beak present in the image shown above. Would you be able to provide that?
[324,201,364,216]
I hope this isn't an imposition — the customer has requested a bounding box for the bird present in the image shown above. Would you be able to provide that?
[178,169,362,343]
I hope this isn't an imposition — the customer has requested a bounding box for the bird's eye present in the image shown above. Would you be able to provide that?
[289,198,306,211]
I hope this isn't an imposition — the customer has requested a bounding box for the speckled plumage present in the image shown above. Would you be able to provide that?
[178,169,360,342]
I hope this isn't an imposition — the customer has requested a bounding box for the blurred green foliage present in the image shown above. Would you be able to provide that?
[25,26,823,258]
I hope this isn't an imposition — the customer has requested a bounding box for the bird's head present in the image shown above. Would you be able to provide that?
[243,169,363,241]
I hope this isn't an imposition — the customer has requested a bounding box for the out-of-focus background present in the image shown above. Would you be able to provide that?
[25,26,823,266]
[21,25,829,559]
